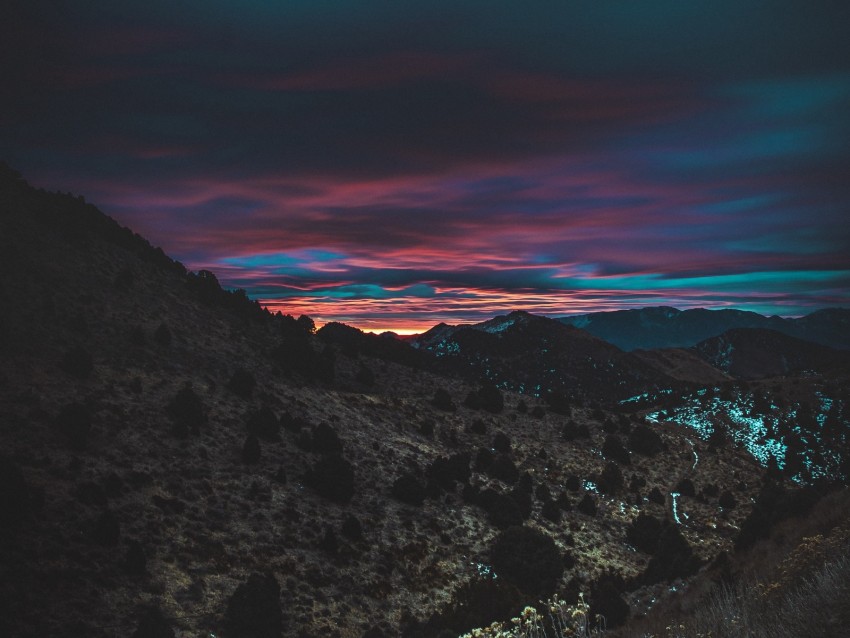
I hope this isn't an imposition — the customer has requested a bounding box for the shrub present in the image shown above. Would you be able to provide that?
[562,421,578,441]
[392,473,427,507]
[577,492,597,516]
[488,454,519,484]
[224,573,282,638]
[305,455,355,504]
[602,435,631,465]
[648,486,665,504]
[477,382,504,414]
[432,388,455,412]
[626,514,664,553]
[474,447,494,472]
[509,487,533,520]
[247,407,279,441]
[227,368,256,399]
[490,526,564,597]
[590,578,629,629]
[546,391,571,415]
[530,406,546,418]
[426,452,471,492]
[479,489,524,529]
[516,400,528,414]
[541,500,561,522]
[60,345,93,379]
[469,419,487,435]
[629,424,665,456]
[565,474,581,492]
[312,422,343,455]
[597,462,624,495]
[242,434,261,464]
[643,523,702,584]
[402,577,525,638]
[56,402,91,451]
[719,490,737,509]
[676,477,696,497]
[167,385,206,436]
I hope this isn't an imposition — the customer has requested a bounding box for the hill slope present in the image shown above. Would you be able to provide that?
[0,165,840,638]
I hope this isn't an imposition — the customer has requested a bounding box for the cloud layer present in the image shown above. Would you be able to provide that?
[2,2,849,331]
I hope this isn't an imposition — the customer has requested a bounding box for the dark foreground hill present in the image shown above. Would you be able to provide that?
[0,164,847,638]
[559,306,850,352]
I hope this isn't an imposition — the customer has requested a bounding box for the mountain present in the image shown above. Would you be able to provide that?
[1,164,847,638]
[692,328,850,380]
[413,310,679,405]
[559,306,850,352]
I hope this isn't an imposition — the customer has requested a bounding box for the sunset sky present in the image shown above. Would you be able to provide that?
[3,2,849,332]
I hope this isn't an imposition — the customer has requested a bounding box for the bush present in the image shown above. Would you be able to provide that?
[626,513,664,553]
[224,573,282,638]
[676,477,696,497]
[590,578,629,629]
[469,419,487,435]
[597,462,624,495]
[719,490,737,509]
[577,492,597,516]
[490,526,564,596]
[474,447,494,472]
[487,454,519,484]
[56,402,91,450]
[312,422,343,455]
[227,369,256,399]
[242,434,261,464]
[305,455,355,504]
[602,434,631,465]
[392,473,427,507]
[426,453,471,492]
[432,388,455,412]
[541,500,561,522]
[402,577,525,638]
[479,489,524,529]
[648,486,665,504]
[167,385,206,436]
[60,345,93,379]
[629,424,665,456]
[247,407,279,441]
[477,383,504,414]
[643,523,702,584]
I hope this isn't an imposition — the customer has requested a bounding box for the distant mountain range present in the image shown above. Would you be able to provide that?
[559,306,850,351]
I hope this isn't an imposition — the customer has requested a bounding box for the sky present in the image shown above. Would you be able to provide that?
[2,1,850,333]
